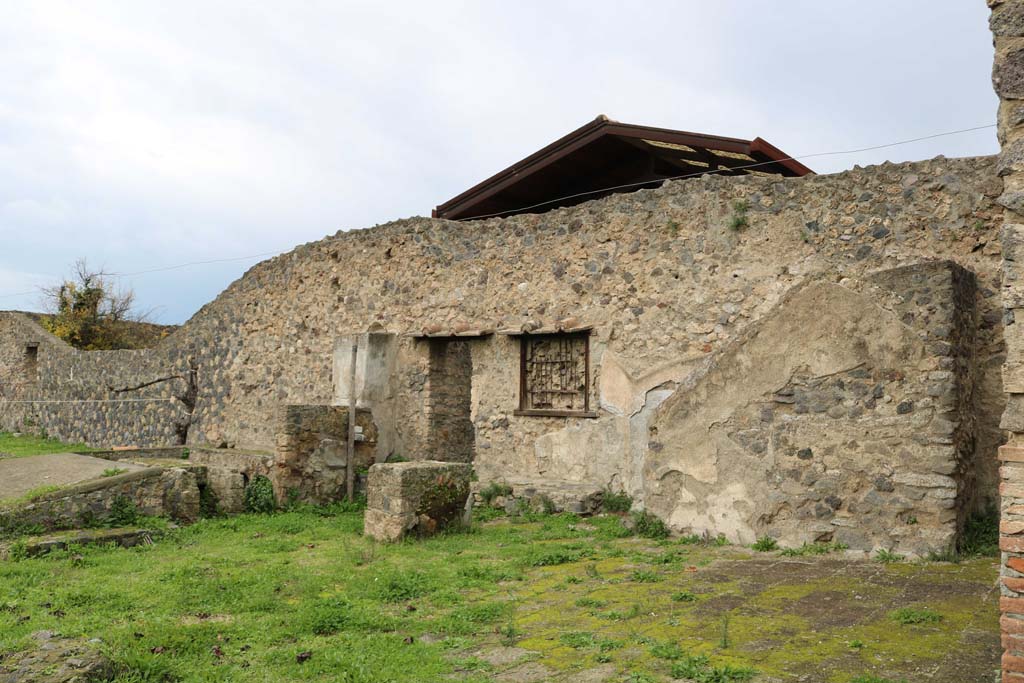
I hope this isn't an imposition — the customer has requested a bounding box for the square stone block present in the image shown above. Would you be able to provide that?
[364,461,471,542]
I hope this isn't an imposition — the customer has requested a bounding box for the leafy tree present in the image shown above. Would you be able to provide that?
[41,260,153,350]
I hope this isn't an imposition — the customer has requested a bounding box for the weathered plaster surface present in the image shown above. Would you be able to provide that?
[646,263,973,553]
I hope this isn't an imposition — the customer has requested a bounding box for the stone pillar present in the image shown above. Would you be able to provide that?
[991,2,1024,680]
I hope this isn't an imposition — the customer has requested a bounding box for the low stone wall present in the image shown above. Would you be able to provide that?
[472,479,605,515]
[0,630,113,682]
[364,461,471,541]
[275,404,377,504]
[0,467,199,534]
[187,447,275,513]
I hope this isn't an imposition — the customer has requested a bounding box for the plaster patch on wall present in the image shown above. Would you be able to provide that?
[599,350,700,416]
[532,415,630,484]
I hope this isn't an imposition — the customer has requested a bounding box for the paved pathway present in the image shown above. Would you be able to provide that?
[0,453,145,502]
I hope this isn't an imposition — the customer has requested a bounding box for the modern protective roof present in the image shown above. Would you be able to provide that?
[433,115,813,221]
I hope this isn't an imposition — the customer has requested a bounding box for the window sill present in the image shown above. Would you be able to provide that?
[513,409,599,418]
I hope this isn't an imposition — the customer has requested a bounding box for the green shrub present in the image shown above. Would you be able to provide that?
[479,481,513,505]
[601,487,632,513]
[925,547,959,563]
[631,569,662,583]
[670,653,756,682]
[101,468,126,478]
[538,495,557,515]
[649,640,685,660]
[528,546,590,567]
[371,569,433,603]
[671,590,697,603]
[558,631,622,652]
[632,511,670,539]
[890,608,942,625]
[875,548,904,564]
[198,485,219,518]
[624,673,656,683]
[108,495,138,526]
[575,597,607,609]
[728,199,750,232]
[752,536,778,552]
[959,505,998,557]
[7,538,28,561]
[559,631,597,649]
[244,475,277,514]
[780,541,847,557]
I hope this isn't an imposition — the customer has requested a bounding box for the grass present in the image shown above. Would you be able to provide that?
[779,541,848,557]
[0,505,999,681]
[890,608,943,625]
[0,431,94,458]
[478,481,513,505]
[751,536,778,552]
[0,484,65,509]
[601,487,633,513]
[959,506,998,557]
[875,548,904,564]
[101,468,127,478]
[728,199,750,232]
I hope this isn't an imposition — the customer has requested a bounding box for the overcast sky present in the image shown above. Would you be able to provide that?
[0,1,1000,324]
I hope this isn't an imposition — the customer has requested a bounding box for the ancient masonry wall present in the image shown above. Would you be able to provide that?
[425,340,475,463]
[643,260,980,552]
[0,153,1008,553]
[990,2,1024,681]
[0,312,189,445]
[273,404,376,503]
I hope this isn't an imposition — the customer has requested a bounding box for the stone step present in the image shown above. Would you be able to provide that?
[0,527,164,560]
[0,630,112,682]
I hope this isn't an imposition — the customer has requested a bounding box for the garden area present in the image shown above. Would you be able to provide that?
[0,433,1001,682]
[0,506,999,683]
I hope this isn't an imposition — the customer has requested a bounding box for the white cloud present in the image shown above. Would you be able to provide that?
[0,0,1001,323]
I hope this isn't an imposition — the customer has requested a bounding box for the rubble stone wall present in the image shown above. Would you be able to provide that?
[0,312,190,446]
[0,153,1008,552]
[273,404,376,503]
[645,260,978,552]
[425,340,475,463]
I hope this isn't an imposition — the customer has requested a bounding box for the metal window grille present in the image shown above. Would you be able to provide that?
[517,332,590,416]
